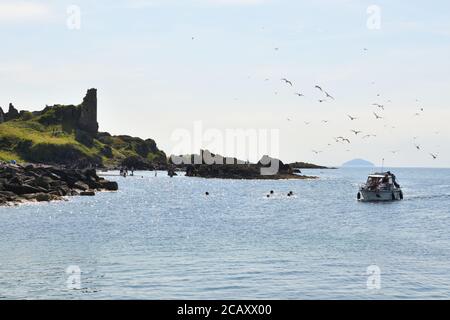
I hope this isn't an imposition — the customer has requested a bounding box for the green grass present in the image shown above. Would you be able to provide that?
[0,114,166,166]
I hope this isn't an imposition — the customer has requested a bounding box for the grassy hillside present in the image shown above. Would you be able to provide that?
[0,112,166,168]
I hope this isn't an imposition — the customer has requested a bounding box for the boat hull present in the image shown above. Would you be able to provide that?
[358,189,403,202]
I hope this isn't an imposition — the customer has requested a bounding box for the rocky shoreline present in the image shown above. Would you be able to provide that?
[178,152,318,180]
[0,163,118,206]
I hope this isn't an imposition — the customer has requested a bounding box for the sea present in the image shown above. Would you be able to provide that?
[1,167,450,299]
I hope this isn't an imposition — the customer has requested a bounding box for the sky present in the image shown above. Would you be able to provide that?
[0,0,449,167]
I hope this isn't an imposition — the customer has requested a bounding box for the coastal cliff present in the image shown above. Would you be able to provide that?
[0,89,167,169]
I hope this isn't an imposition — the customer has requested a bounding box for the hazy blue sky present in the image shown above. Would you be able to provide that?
[0,0,449,167]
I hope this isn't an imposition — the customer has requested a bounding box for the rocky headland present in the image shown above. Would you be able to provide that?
[0,89,167,170]
[0,162,118,206]
[170,150,317,180]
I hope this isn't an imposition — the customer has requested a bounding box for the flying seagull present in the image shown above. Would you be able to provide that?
[324,91,335,100]
[430,153,438,160]
[312,150,323,154]
[373,112,383,119]
[347,115,358,121]
[414,144,421,150]
[362,134,376,139]
[281,78,293,86]
[295,92,304,97]
[337,137,351,144]
[351,130,362,135]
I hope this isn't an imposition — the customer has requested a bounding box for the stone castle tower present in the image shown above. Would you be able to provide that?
[0,89,99,134]
[78,88,99,134]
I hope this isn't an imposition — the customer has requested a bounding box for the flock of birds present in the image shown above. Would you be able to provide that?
[190,36,441,162]
[275,71,439,161]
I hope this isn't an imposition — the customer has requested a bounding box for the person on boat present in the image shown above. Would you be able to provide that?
[387,171,400,188]
[367,177,379,191]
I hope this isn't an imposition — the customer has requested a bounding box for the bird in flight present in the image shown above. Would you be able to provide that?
[318,99,326,103]
[295,92,304,97]
[312,150,323,155]
[347,115,358,121]
[337,137,351,144]
[351,130,362,135]
[414,144,421,150]
[322,120,329,124]
[373,112,383,119]
[430,153,438,160]
[315,85,323,92]
[324,91,335,100]
[362,134,376,139]
[281,78,293,86]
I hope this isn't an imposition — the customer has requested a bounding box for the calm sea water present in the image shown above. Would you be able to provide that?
[1,167,450,299]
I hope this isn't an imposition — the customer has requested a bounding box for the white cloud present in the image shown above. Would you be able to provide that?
[0,2,51,22]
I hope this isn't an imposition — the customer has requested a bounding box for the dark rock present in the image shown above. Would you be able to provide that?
[182,151,316,180]
[5,103,20,121]
[0,191,18,201]
[121,156,155,170]
[35,193,53,202]
[0,163,118,205]
[80,190,95,196]
[73,181,89,191]
[4,183,46,195]
[97,180,118,191]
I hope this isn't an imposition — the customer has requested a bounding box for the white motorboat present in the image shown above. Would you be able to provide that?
[357,171,403,202]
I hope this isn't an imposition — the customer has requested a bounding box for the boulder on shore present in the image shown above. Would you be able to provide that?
[0,162,118,205]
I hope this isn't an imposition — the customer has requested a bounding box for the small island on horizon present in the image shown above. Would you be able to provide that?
[341,159,375,168]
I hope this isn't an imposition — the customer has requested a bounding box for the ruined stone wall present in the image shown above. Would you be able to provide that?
[78,88,99,134]
[0,107,4,123]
